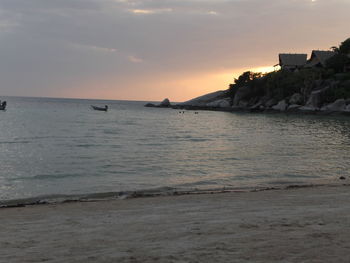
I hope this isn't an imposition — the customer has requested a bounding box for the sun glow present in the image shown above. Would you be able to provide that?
[64,65,280,102]
[251,65,277,74]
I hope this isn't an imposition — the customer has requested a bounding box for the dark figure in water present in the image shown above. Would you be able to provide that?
[0,101,6,110]
[105,105,108,111]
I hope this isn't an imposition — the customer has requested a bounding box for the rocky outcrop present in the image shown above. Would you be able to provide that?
[299,87,330,111]
[233,86,252,106]
[206,98,231,108]
[160,98,171,107]
[144,103,156,107]
[265,98,278,108]
[321,99,346,112]
[289,93,303,105]
[147,71,349,115]
[272,100,288,111]
[145,98,171,108]
[179,90,227,107]
[287,104,302,111]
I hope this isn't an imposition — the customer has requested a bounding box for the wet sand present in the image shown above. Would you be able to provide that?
[1,185,350,262]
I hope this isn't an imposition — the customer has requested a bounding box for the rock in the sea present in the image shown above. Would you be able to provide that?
[289,93,303,105]
[287,104,302,111]
[144,103,156,107]
[339,176,346,180]
[301,86,330,111]
[320,99,346,112]
[272,100,288,111]
[299,106,316,111]
[206,98,231,108]
[159,98,171,107]
[250,101,263,110]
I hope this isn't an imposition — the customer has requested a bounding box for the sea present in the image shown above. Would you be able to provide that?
[1,96,350,205]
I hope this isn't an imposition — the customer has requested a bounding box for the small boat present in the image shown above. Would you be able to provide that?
[91,105,108,112]
[0,101,7,111]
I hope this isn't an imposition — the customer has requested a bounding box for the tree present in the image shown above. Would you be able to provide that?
[233,71,262,87]
[327,37,350,72]
[339,38,350,54]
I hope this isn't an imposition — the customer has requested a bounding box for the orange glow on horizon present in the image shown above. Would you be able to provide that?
[60,65,277,102]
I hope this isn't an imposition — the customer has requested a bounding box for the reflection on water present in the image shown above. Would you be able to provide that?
[1,97,350,200]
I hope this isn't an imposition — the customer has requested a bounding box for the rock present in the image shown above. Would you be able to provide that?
[159,98,171,107]
[233,86,252,106]
[272,100,288,111]
[344,104,350,112]
[206,98,231,108]
[321,99,346,112]
[250,101,263,110]
[299,106,317,112]
[179,90,227,107]
[238,100,249,108]
[289,93,303,105]
[287,104,302,111]
[339,176,346,180]
[301,86,330,111]
[144,103,156,107]
[250,97,269,111]
[265,98,278,108]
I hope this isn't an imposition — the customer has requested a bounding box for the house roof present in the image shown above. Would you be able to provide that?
[307,50,336,67]
[279,54,307,67]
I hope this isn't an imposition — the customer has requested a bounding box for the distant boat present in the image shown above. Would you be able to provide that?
[0,101,7,111]
[91,105,108,112]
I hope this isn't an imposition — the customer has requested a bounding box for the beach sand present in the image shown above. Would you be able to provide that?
[1,185,350,262]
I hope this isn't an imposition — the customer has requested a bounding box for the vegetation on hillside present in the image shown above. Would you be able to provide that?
[228,38,350,105]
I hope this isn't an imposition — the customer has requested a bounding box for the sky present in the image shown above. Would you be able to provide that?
[0,0,349,102]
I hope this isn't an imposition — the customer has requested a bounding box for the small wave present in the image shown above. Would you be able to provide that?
[0,183,339,209]
[283,173,320,179]
[174,180,219,188]
[31,173,84,180]
[188,138,209,142]
[266,180,306,185]
[0,141,31,144]
[103,130,120,135]
[75,144,100,148]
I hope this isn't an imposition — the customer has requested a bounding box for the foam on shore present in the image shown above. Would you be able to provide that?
[1,180,346,209]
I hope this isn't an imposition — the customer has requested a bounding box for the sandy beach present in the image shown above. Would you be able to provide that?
[1,184,350,262]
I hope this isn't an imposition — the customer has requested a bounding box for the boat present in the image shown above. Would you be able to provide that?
[91,105,108,112]
[0,101,6,111]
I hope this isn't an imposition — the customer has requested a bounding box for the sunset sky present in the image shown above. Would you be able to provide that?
[0,0,349,102]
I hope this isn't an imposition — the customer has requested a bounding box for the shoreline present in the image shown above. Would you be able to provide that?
[1,183,350,262]
[170,104,350,116]
[0,180,346,209]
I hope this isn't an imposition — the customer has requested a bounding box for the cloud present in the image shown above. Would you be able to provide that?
[128,8,173,14]
[69,43,119,54]
[128,55,143,63]
[0,0,349,100]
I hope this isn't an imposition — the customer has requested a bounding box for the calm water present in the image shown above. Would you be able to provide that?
[1,97,350,201]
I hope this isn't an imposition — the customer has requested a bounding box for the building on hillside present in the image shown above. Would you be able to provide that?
[278,53,307,71]
[305,50,335,68]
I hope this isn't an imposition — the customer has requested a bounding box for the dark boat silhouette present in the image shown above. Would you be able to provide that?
[91,105,108,112]
[0,101,7,111]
